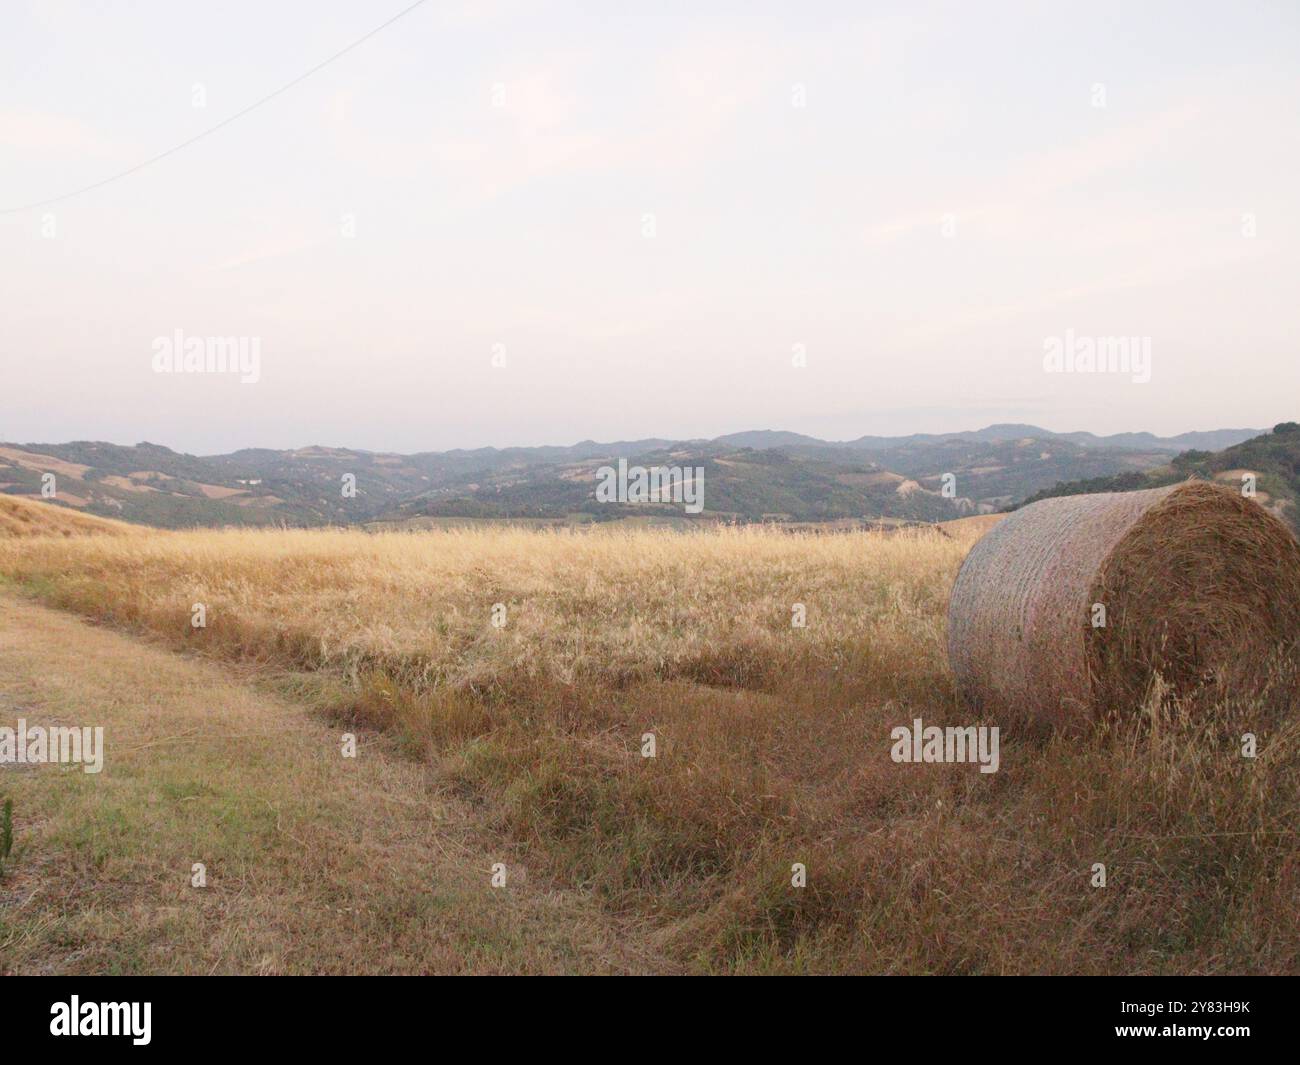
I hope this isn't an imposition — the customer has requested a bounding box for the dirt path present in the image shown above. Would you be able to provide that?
[0,593,663,974]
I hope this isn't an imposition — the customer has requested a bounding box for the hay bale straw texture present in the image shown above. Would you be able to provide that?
[947,481,1300,727]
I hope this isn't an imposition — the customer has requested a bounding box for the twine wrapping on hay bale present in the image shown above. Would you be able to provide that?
[947,481,1300,727]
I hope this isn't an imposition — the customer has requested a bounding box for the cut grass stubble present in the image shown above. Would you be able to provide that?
[2,523,1297,973]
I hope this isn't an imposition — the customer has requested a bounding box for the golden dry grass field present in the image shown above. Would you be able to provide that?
[0,494,134,539]
[2,510,1299,973]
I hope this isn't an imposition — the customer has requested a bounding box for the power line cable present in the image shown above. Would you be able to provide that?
[0,0,430,214]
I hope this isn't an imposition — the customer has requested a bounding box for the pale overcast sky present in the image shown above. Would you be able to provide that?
[2,1,1297,453]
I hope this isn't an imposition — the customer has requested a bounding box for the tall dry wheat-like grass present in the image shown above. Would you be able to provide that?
[0,524,975,696]
[3,522,1297,974]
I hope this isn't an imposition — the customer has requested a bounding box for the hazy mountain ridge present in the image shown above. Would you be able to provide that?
[719,424,1263,453]
[0,424,1270,528]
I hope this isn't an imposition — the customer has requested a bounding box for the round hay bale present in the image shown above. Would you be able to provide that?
[947,481,1300,727]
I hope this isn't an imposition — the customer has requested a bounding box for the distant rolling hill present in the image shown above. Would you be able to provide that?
[0,423,1267,529]
[1015,423,1300,531]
